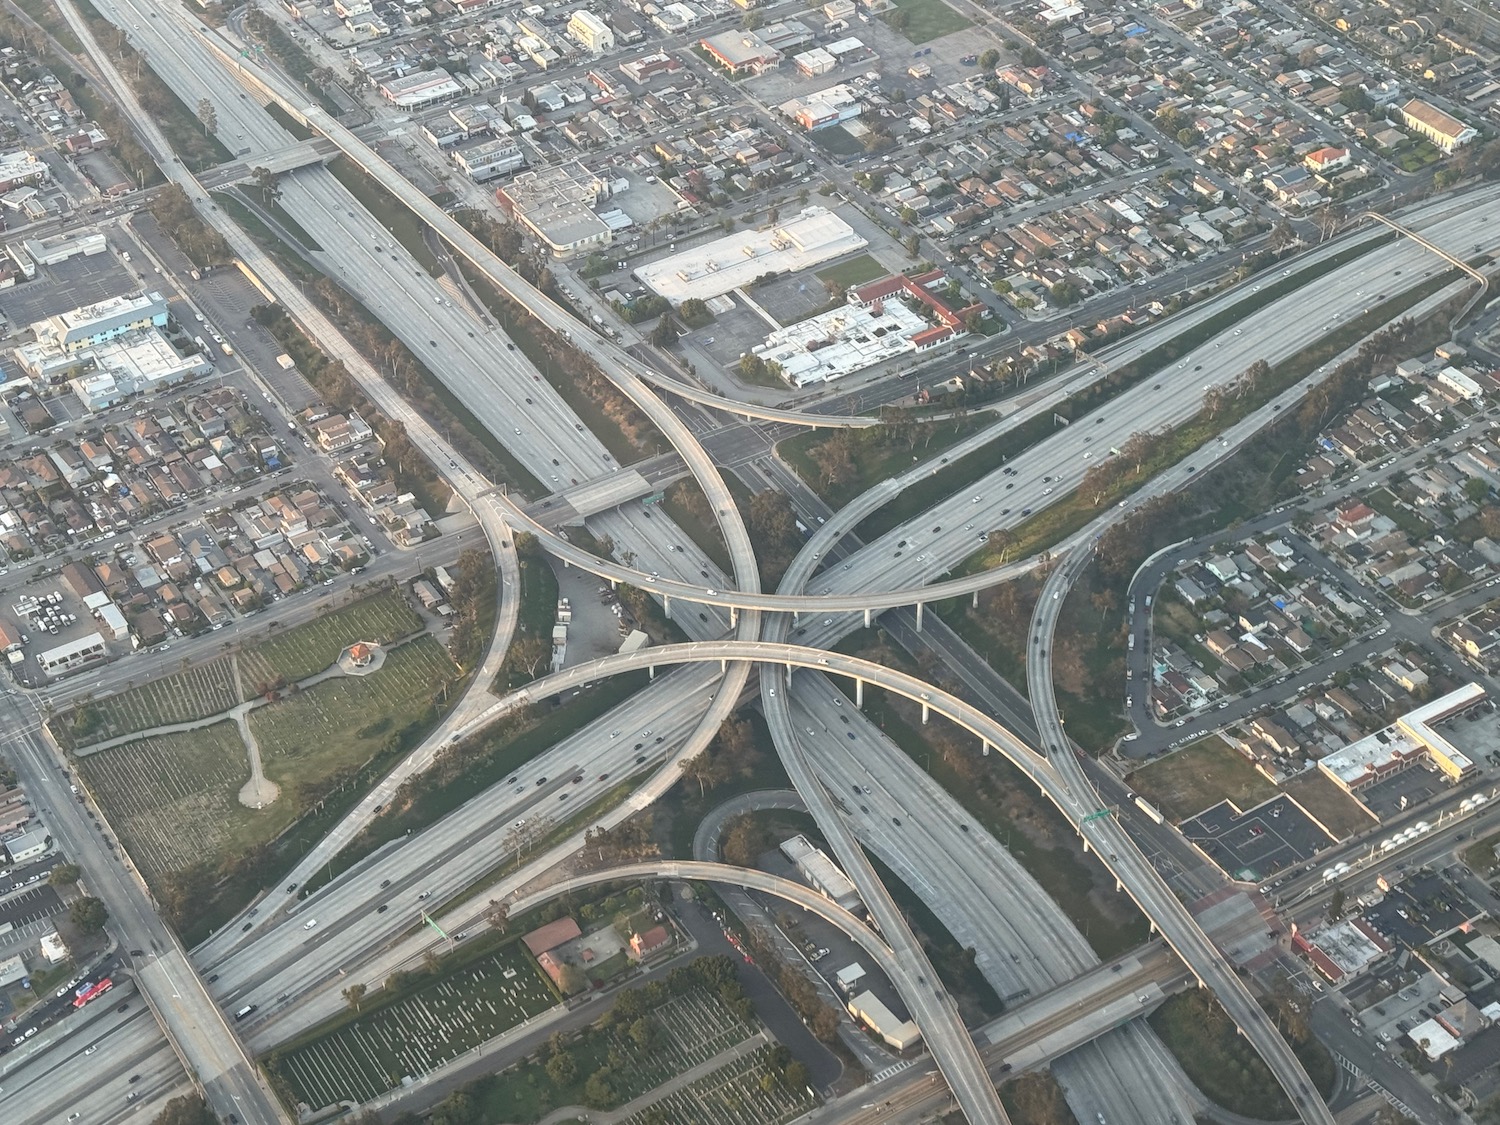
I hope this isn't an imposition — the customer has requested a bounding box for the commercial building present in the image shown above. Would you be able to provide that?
[699,30,782,75]
[0,150,48,193]
[35,631,108,676]
[755,292,933,386]
[39,932,67,964]
[778,83,862,130]
[21,231,106,266]
[847,990,921,1050]
[379,70,464,108]
[795,48,836,77]
[636,207,866,305]
[0,953,27,988]
[567,9,616,53]
[6,824,51,864]
[780,833,863,914]
[1400,98,1477,152]
[496,162,613,260]
[30,291,169,354]
[1319,684,1482,793]
[451,139,526,181]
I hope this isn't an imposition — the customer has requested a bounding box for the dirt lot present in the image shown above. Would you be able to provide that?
[1126,736,1278,823]
[1282,770,1377,841]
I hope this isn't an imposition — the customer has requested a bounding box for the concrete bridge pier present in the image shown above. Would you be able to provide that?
[648,665,655,680]
[864,607,872,628]
[921,700,930,724]
[915,602,925,631]
[855,677,864,708]
[730,606,739,627]
[663,594,671,620]
[972,590,980,610]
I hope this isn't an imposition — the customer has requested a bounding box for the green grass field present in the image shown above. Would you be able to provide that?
[1127,737,1279,823]
[251,636,457,801]
[815,253,887,291]
[238,591,424,688]
[53,657,246,750]
[76,722,251,880]
[270,941,558,1109]
[882,0,972,43]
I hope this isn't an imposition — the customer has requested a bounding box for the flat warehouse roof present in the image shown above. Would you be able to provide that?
[636,208,866,305]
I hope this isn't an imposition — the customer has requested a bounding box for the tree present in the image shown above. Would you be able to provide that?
[978,48,1000,69]
[557,962,587,994]
[1464,477,1490,503]
[649,317,679,348]
[150,1093,217,1125]
[785,1061,810,1090]
[628,1016,656,1050]
[49,863,81,887]
[342,983,368,1012]
[70,896,108,934]
[1269,219,1297,252]
[545,1049,578,1086]
[721,812,770,866]
[251,165,282,204]
[195,97,217,137]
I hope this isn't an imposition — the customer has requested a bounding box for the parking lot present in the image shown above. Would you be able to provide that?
[0,883,62,928]
[0,249,135,327]
[1181,794,1335,883]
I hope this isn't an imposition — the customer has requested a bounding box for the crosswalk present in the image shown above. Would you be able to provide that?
[870,1058,917,1084]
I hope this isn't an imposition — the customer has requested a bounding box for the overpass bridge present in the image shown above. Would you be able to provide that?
[197,136,339,189]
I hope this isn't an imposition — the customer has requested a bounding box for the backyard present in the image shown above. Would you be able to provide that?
[1126,737,1279,823]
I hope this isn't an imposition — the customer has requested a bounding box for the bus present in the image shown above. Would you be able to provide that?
[73,978,113,1008]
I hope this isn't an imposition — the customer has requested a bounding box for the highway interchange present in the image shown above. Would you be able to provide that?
[6,0,1500,1122]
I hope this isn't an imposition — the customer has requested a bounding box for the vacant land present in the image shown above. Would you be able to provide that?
[883,0,971,43]
[251,637,457,804]
[1282,771,1376,840]
[53,657,244,750]
[77,722,250,881]
[1127,737,1278,823]
[238,591,423,688]
[270,940,557,1109]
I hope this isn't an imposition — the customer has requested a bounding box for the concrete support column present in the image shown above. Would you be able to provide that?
[663,594,671,619]
[981,740,990,756]
[915,602,924,631]
[864,607,872,628]
[921,701,930,725]
[729,606,738,628]
[1081,837,1090,855]
[610,578,617,590]
[720,658,727,673]
[648,665,655,680]
[972,590,979,610]
[855,678,864,708]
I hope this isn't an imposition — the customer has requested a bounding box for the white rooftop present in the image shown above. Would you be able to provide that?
[636,207,866,305]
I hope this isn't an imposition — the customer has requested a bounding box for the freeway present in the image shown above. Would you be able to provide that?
[49,2,1500,1125]
[1030,552,1335,1124]
[486,192,1500,616]
[2,979,186,1125]
[83,0,774,982]
[765,428,1197,1124]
